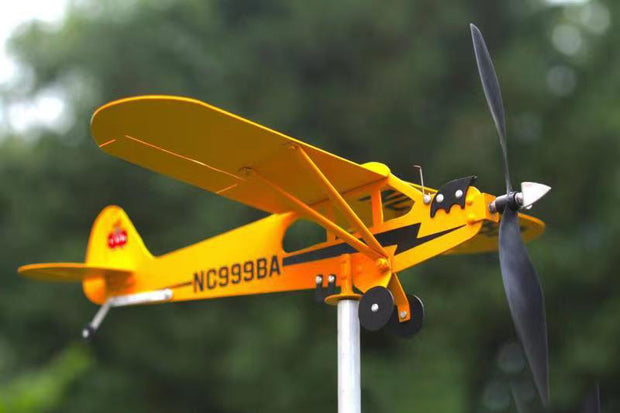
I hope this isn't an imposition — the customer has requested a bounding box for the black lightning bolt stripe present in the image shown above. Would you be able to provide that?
[282,223,464,267]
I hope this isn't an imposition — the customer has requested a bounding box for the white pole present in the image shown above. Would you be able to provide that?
[337,299,361,413]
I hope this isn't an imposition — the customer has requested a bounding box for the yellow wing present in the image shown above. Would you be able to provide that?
[91,96,388,213]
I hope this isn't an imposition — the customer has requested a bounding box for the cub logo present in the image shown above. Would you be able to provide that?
[107,222,128,249]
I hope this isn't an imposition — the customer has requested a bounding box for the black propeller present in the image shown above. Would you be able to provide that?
[470,24,511,193]
[470,23,550,406]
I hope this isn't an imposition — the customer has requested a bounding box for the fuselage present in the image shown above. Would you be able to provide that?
[90,172,500,304]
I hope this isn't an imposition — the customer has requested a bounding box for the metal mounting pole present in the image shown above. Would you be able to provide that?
[337,299,361,413]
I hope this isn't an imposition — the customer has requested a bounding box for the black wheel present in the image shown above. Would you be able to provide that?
[359,286,394,331]
[387,294,424,338]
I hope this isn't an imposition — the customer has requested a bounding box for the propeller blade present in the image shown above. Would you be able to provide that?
[581,384,600,413]
[499,207,549,405]
[470,23,512,193]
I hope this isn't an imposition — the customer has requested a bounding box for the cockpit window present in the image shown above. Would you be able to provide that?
[313,191,375,233]
[287,185,414,250]
[314,186,414,232]
[379,189,414,221]
[354,188,413,224]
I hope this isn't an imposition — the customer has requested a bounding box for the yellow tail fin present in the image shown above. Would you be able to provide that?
[80,206,152,304]
[85,205,152,268]
[18,206,150,304]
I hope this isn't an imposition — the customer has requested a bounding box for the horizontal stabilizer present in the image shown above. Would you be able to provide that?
[18,263,132,282]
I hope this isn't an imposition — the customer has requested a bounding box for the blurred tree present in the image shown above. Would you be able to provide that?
[0,345,92,413]
[1,0,619,412]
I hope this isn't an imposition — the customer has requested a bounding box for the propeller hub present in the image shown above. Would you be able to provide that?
[489,191,520,214]
[489,182,551,214]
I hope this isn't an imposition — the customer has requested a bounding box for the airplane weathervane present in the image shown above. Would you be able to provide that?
[18,25,567,412]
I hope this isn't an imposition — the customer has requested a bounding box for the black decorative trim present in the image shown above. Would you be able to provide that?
[430,176,477,218]
[283,223,464,267]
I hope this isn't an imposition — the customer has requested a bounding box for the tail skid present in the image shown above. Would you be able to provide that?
[82,289,173,339]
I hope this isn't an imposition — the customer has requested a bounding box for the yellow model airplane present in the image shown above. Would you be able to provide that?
[18,94,543,333]
[19,25,553,405]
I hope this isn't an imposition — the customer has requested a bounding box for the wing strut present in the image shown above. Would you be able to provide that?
[250,169,384,261]
[292,146,388,258]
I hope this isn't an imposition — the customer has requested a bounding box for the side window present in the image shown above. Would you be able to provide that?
[314,193,374,235]
[346,192,374,229]
[282,218,326,252]
[381,188,413,221]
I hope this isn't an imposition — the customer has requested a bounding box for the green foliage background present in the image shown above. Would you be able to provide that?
[1,0,618,411]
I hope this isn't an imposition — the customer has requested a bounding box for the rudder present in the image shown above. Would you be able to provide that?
[85,205,152,268]
[83,206,152,304]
